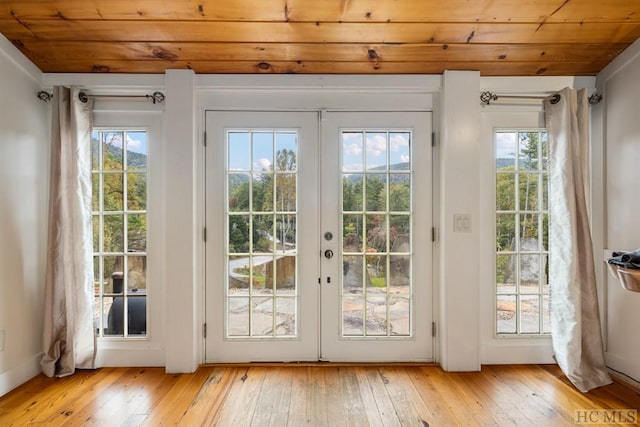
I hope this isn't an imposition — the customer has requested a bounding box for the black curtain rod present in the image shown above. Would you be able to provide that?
[36,90,165,104]
[480,91,602,106]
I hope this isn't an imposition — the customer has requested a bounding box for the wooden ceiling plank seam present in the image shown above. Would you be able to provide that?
[1,21,639,44]
[33,60,604,76]
[20,41,627,63]
[2,0,639,23]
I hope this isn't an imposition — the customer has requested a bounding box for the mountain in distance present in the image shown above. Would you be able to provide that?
[92,138,147,169]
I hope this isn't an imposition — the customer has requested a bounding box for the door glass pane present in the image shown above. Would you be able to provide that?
[341,130,412,337]
[226,130,298,338]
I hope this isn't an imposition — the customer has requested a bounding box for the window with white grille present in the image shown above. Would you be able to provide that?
[92,129,148,338]
[495,129,550,335]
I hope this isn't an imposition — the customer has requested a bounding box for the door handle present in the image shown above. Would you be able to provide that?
[324,249,334,259]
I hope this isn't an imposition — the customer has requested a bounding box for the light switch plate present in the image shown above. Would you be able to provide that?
[0,329,5,352]
[453,214,472,233]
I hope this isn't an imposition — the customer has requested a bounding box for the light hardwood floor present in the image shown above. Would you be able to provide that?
[0,364,638,426]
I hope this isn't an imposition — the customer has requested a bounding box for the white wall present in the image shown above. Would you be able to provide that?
[596,38,640,382]
[0,36,48,397]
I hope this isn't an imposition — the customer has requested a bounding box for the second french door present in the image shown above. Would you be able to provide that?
[204,110,432,362]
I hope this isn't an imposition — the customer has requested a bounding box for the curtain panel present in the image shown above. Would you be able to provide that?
[41,86,96,377]
[544,87,611,392]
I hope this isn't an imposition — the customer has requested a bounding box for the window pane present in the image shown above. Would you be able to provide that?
[496,132,517,169]
[343,174,363,211]
[228,132,250,171]
[497,295,516,334]
[127,213,146,252]
[228,216,249,254]
[103,215,124,252]
[103,173,124,211]
[252,214,273,253]
[252,173,271,212]
[252,297,273,336]
[520,295,540,334]
[252,132,273,172]
[365,296,387,336]
[228,297,249,336]
[275,257,296,295]
[389,215,410,253]
[229,173,250,212]
[389,176,410,212]
[91,131,100,170]
[275,174,296,212]
[103,255,124,293]
[496,254,516,294]
[92,173,100,211]
[343,214,363,252]
[518,173,539,211]
[496,213,516,251]
[496,173,515,211]
[103,131,124,170]
[275,214,296,252]
[389,295,410,336]
[389,255,410,289]
[126,173,147,211]
[343,296,364,336]
[275,137,297,171]
[365,175,387,211]
[125,131,147,169]
[229,255,250,291]
[389,132,410,169]
[520,254,540,293]
[518,132,538,171]
[343,132,364,172]
[365,132,387,171]
[366,214,387,253]
[366,255,387,291]
[520,213,539,250]
[275,297,296,336]
[127,256,146,291]
[127,295,147,335]
[343,255,364,294]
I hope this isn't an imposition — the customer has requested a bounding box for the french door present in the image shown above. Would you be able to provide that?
[204,110,432,362]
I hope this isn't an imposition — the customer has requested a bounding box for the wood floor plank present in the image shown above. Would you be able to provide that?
[379,366,434,426]
[211,367,267,426]
[266,368,295,427]
[2,364,639,426]
[140,368,212,426]
[353,367,396,427]
[285,367,313,427]
[406,366,464,425]
[177,367,237,426]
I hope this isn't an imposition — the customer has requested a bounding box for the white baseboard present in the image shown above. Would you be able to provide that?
[606,352,640,384]
[95,347,165,367]
[0,352,42,397]
[481,341,555,364]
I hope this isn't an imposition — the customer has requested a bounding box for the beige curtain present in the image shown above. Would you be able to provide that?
[41,86,96,377]
[544,87,611,392]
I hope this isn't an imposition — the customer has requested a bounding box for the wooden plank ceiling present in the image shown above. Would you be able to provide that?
[1,0,639,75]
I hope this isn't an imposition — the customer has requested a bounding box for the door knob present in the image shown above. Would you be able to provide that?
[324,249,334,259]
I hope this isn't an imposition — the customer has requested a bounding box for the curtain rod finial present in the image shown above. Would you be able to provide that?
[588,92,603,105]
[37,91,53,103]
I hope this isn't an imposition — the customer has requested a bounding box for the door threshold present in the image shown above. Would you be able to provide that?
[201,361,439,368]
